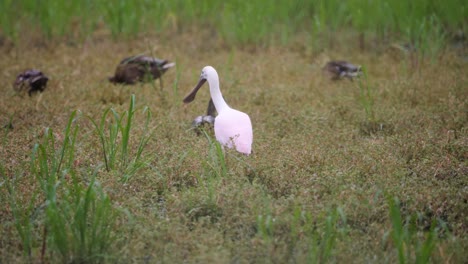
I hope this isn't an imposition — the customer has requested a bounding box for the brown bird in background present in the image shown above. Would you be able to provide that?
[323,60,362,80]
[108,55,175,88]
[13,69,49,96]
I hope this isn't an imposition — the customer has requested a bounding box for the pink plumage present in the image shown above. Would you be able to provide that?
[183,66,253,155]
[214,108,253,155]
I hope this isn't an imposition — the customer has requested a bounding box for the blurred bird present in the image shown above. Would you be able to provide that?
[184,66,253,155]
[13,69,49,96]
[191,99,217,135]
[191,115,216,133]
[108,55,175,88]
[323,61,362,80]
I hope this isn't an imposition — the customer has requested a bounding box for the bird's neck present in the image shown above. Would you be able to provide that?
[208,74,229,113]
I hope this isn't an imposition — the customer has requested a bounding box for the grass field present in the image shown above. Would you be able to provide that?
[1,1,467,263]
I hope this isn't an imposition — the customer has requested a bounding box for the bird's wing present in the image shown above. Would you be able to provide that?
[215,110,252,154]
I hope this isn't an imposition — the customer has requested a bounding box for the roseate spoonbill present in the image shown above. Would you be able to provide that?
[109,55,175,88]
[323,61,362,80]
[184,66,253,155]
[13,69,49,96]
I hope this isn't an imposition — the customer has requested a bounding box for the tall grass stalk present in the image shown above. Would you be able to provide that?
[2,114,13,145]
[357,67,375,122]
[25,111,118,262]
[3,168,37,259]
[387,196,441,264]
[29,111,78,260]
[412,15,447,63]
[307,207,347,263]
[256,193,274,243]
[87,94,153,181]
[90,108,117,171]
[120,94,135,168]
[66,171,116,262]
[172,62,181,99]
[31,110,79,182]
[256,213,275,242]
[123,104,154,181]
[202,130,227,178]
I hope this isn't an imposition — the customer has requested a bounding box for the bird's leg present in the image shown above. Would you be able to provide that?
[159,77,164,91]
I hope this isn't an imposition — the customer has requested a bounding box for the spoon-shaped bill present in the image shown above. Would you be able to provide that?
[183,78,206,104]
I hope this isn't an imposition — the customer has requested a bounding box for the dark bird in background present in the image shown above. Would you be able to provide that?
[13,69,49,96]
[191,99,217,135]
[108,55,175,88]
[323,61,362,80]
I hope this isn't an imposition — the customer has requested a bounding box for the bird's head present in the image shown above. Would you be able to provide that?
[183,66,217,104]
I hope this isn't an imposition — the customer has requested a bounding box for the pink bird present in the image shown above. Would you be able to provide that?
[183,66,253,155]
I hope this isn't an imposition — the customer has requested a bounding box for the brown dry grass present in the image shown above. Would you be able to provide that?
[1,31,467,263]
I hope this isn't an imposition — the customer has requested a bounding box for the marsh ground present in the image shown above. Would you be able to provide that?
[0,29,467,263]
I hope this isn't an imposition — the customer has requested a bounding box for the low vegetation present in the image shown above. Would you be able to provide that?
[0,1,466,263]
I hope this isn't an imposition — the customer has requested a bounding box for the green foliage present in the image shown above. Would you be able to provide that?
[31,110,79,181]
[411,15,447,62]
[172,63,181,98]
[4,111,119,263]
[306,207,347,263]
[357,67,375,122]
[255,199,348,263]
[3,168,36,259]
[387,197,441,264]
[31,111,116,262]
[1,0,465,53]
[0,0,19,43]
[87,94,153,181]
[1,11,466,262]
[203,130,228,178]
[104,0,141,37]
